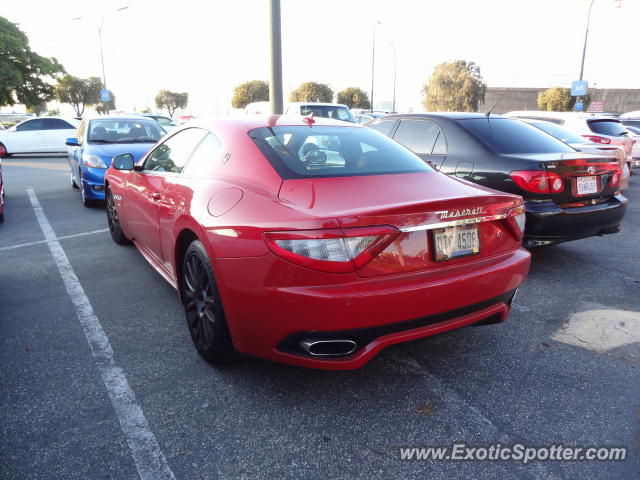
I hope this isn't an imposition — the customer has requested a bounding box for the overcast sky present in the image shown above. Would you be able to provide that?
[2,0,638,115]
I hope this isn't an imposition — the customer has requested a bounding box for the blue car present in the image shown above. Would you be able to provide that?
[66,116,165,206]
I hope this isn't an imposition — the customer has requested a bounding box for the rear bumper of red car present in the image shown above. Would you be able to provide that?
[214,248,530,370]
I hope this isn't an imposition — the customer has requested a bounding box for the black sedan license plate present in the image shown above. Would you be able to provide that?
[433,225,480,262]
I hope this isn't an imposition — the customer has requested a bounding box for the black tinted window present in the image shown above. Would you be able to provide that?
[368,119,396,136]
[622,120,640,129]
[249,125,432,179]
[16,119,44,132]
[588,120,628,136]
[182,133,224,176]
[394,120,440,155]
[43,118,75,130]
[458,118,575,154]
[143,128,207,173]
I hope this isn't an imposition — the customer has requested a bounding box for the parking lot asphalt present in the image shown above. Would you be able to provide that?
[1,156,638,480]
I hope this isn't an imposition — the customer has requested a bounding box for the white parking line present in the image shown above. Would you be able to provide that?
[0,229,109,252]
[27,188,175,480]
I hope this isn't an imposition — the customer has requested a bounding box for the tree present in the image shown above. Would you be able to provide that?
[231,80,269,109]
[537,87,584,111]
[336,87,370,109]
[155,90,188,118]
[55,75,102,117]
[289,82,333,103]
[0,16,65,107]
[95,91,116,114]
[421,60,487,112]
[26,101,48,116]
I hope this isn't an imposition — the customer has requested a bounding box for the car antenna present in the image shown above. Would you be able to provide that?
[485,103,498,117]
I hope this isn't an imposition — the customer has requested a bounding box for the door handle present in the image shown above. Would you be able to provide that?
[149,192,162,200]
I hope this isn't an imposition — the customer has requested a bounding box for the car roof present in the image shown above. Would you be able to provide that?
[381,112,508,120]
[86,115,163,121]
[505,111,621,122]
[286,102,350,108]
[187,115,360,131]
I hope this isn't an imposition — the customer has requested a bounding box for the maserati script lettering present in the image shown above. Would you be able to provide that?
[435,207,485,219]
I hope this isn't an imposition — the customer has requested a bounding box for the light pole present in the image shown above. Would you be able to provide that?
[98,6,129,113]
[269,0,283,114]
[370,20,381,113]
[390,42,397,113]
[576,0,622,109]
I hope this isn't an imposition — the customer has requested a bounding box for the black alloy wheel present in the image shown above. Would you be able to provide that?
[106,187,131,245]
[182,240,236,365]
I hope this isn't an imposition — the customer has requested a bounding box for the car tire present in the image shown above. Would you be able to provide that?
[181,240,237,365]
[106,187,131,245]
[0,211,4,223]
[0,143,10,158]
[82,195,99,208]
[70,168,79,189]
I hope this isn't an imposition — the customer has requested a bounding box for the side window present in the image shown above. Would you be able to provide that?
[43,118,75,130]
[432,132,448,155]
[182,133,224,176]
[394,120,439,155]
[16,119,44,132]
[142,128,207,173]
[368,119,396,137]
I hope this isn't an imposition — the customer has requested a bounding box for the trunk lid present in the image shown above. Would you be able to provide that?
[279,172,524,276]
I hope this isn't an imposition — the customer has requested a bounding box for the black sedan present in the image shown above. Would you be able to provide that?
[367,113,627,247]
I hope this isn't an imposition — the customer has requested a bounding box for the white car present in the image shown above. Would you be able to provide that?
[623,125,640,168]
[284,102,356,123]
[139,113,179,132]
[505,111,634,171]
[0,117,80,156]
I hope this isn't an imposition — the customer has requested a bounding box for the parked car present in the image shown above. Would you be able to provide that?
[104,116,530,369]
[367,113,627,247]
[66,116,165,207]
[355,112,387,124]
[284,102,356,123]
[621,118,640,130]
[505,111,634,171]
[0,158,4,223]
[140,113,179,132]
[623,125,640,168]
[0,117,80,157]
[518,118,630,186]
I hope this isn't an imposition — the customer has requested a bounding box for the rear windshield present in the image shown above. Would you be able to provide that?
[299,105,355,123]
[526,121,586,144]
[88,119,165,143]
[457,118,575,154]
[587,120,628,136]
[249,125,433,179]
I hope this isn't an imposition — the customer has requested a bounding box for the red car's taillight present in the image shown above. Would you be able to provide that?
[264,226,399,273]
[582,135,611,144]
[510,171,564,194]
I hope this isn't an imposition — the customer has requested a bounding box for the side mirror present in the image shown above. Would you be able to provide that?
[65,137,79,146]
[113,153,135,170]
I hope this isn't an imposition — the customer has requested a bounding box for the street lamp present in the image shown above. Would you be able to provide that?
[370,20,381,113]
[390,42,397,113]
[576,0,622,109]
[98,6,129,113]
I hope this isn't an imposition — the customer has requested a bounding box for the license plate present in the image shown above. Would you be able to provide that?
[575,176,599,195]
[433,225,480,262]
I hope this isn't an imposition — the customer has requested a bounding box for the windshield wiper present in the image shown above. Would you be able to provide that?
[88,139,112,143]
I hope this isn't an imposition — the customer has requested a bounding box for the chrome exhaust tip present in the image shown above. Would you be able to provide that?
[300,339,357,357]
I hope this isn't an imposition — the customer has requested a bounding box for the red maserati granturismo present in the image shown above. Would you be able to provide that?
[104,116,530,370]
